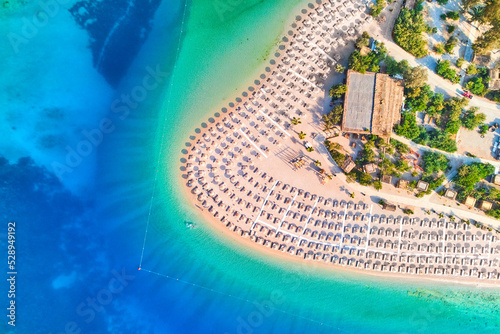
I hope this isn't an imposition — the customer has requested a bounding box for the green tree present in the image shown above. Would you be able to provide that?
[298,131,306,140]
[393,8,428,58]
[434,43,445,54]
[465,77,487,96]
[468,6,485,25]
[291,117,301,126]
[473,22,500,54]
[329,84,347,99]
[454,162,495,190]
[444,35,458,53]
[436,60,460,83]
[466,64,477,75]
[323,104,344,125]
[456,57,465,68]
[374,180,382,190]
[334,64,345,73]
[404,66,428,89]
[422,151,449,174]
[394,112,421,139]
[461,106,487,129]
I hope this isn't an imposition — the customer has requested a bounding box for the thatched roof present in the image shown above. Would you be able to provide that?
[342,70,404,139]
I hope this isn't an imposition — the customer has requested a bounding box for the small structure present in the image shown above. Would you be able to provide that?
[381,175,392,184]
[489,68,500,91]
[464,196,477,208]
[416,180,429,192]
[443,189,457,200]
[341,157,356,173]
[397,179,409,189]
[383,202,397,212]
[493,174,500,185]
[480,201,493,211]
[364,163,377,174]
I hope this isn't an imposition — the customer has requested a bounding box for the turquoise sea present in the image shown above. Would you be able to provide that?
[1,0,499,333]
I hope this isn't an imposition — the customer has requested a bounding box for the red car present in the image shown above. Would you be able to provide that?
[462,91,473,99]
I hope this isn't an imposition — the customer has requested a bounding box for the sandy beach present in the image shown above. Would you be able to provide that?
[179,0,500,285]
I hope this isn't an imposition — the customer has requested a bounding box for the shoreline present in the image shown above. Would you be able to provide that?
[177,0,500,287]
[178,144,500,290]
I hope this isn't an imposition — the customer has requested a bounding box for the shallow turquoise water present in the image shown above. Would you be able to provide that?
[98,0,500,333]
[1,0,499,333]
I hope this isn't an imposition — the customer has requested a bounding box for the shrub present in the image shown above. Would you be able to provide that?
[456,57,465,68]
[446,11,460,20]
[434,43,445,54]
[447,25,455,33]
[444,36,458,53]
[422,151,450,174]
[466,77,487,96]
[329,84,347,99]
[461,106,486,129]
[454,162,495,190]
[466,64,477,75]
[435,60,460,83]
[393,8,428,58]
[431,27,438,34]
[394,112,421,139]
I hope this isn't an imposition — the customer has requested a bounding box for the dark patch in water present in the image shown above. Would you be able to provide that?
[69,0,162,87]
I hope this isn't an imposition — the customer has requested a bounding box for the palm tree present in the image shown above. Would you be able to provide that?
[315,160,322,167]
[306,146,314,152]
[291,117,302,126]
[468,6,484,27]
[298,131,306,140]
[350,192,355,198]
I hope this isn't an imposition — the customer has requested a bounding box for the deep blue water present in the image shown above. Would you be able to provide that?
[1,0,499,333]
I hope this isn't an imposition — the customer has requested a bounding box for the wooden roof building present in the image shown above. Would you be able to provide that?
[464,196,477,207]
[363,163,377,174]
[444,189,457,200]
[417,180,429,191]
[383,202,397,211]
[341,157,356,173]
[381,175,392,184]
[479,200,493,211]
[397,179,409,189]
[342,70,404,139]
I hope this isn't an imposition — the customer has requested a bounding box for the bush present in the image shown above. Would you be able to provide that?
[431,27,438,34]
[447,25,455,34]
[370,0,386,17]
[454,162,495,191]
[393,8,428,58]
[328,149,346,166]
[390,139,409,153]
[440,13,447,20]
[424,129,457,152]
[461,106,486,129]
[385,56,410,76]
[394,112,421,139]
[435,60,460,83]
[422,151,449,174]
[456,57,465,68]
[434,43,445,54]
[329,84,347,99]
[446,11,460,20]
[444,36,458,53]
[486,90,500,103]
[466,64,477,75]
[466,77,487,96]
